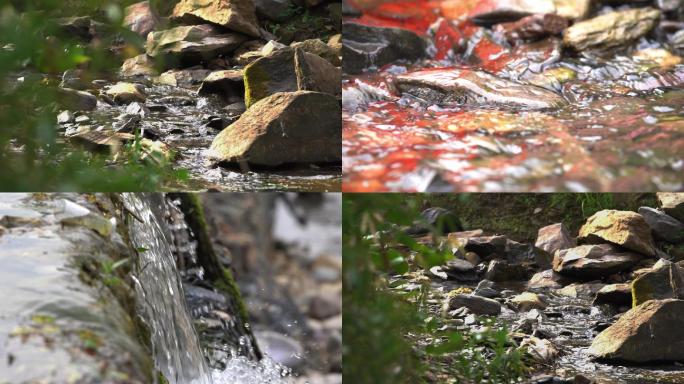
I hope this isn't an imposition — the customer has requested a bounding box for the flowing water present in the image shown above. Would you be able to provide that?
[342,3,684,192]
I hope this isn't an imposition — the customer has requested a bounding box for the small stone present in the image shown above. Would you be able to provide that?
[105,82,147,104]
[511,292,548,311]
[57,110,74,124]
[443,293,502,316]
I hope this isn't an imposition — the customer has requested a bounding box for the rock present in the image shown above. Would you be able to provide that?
[394,69,566,110]
[588,299,684,363]
[155,69,211,87]
[105,82,147,104]
[657,0,683,12]
[405,207,463,236]
[120,54,158,77]
[57,88,97,111]
[57,110,75,124]
[146,24,248,68]
[563,8,661,52]
[658,193,684,223]
[244,47,340,108]
[521,336,559,363]
[638,207,684,244]
[207,91,341,166]
[511,292,547,311]
[342,22,427,75]
[464,251,480,266]
[552,0,591,20]
[291,39,341,66]
[123,1,159,37]
[60,69,88,90]
[535,223,575,256]
[473,279,500,298]
[198,70,245,103]
[443,294,502,316]
[255,0,293,22]
[556,282,605,298]
[70,130,136,151]
[308,293,341,320]
[466,0,556,25]
[528,269,571,289]
[484,259,531,281]
[553,244,642,278]
[633,48,683,70]
[172,0,260,37]
[328,34,342,56]
[578,210,656,257]
[593,283,632,306]
[632,259,684,307]
[56,16,98,41]
[494,13,569,43]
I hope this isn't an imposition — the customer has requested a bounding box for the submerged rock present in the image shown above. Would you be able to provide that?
[171,0,260,37]
[589,299,684,363]
[146,24,247,68]
[342,22,427,74]
[578,210,656,257]
[632,259,684,307]
[563,7,661,52]
[552,244,642,278]
[207,91,341,166]
[394,69,566,110]
[638,206,684,244]
[443,293,502,315]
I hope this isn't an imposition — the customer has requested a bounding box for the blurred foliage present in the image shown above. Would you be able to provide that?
[343,194,525,384]
[0,1,186,191]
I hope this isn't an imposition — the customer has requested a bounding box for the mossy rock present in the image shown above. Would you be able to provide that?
[631,260,684,307]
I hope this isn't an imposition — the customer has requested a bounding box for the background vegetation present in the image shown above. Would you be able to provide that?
[0,1,183,191]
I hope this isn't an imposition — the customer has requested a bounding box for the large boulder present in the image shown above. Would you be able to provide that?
[535,223,575,255]
[588,299,684,363]
[243,47,341,108]
[578,210,656,257]
[146,24,247,68]
[552,244,642,279]
[563,7,661,52]
[171,0,260,37]
[632,259,684,307]
[394,69,566,110]
[206,91,341,166]
[658,193,684,223]
[443,294,502,316]
[123,1,159,37]
[637,207,684,244]
[342,22,427,74]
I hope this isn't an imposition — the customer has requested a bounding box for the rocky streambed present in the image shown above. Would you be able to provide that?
[385,193,684,383]
[342,0,684,192]
[11,0,342,191]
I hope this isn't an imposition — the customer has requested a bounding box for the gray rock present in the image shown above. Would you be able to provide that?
[484,259,531,281]
[342,22,427,75]
[527,269,572,289]
[632,259,684,306]
[535,223,575,255]
[57,110,75,124]
[57,88,98,111]
[123,1,159,37]
[638,207,684,244]
[255,0,293,22]
[443,293,502,316]
[593,283,632,306]
[473,279,501,298]
[198,70,245,104]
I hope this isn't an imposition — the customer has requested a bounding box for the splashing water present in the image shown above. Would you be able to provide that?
[211,355,293,384]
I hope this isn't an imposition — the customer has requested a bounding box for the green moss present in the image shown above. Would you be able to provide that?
[213,269,250,326]
[243,63,271,108]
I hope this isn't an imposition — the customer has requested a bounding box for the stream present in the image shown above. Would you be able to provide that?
[342,1,684,192]
[0,193,295,383]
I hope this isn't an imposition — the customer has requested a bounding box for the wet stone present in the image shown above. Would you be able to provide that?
[394,68,567,110]
[342,22,427,75]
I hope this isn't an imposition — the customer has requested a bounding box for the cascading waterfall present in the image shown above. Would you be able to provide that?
[121,193,291,384]
[123,193,213,384]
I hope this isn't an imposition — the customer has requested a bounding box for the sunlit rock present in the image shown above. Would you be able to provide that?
[553,244,642,278]
[172,0,260,37]
[123,1,159,37]
[632,259,684,307]
[105,82,147,104]
[589,299,684,363]
[511,292,547,311]
[563,7,661,52]
[291,39,341,66]
[578,210,656,257]
[120,54,158,77]
[527,269,571,289]
[658,193,684,223]
[207,91,341,166]
[535,223,575,256]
